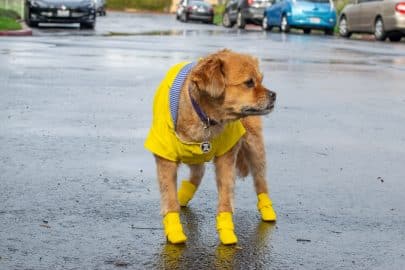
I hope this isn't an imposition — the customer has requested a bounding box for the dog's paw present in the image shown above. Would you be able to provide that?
[257,193,277,222]
[163,212,187,244]
[178,180,197,207]
[216,212,238,245]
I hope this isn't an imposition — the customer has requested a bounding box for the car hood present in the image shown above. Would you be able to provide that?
[34,0,93,8]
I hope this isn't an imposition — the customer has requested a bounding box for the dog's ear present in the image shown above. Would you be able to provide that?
[190,56,225,98]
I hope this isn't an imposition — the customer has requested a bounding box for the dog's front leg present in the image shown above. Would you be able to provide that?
[154,155,187,244]
[178,164,205,207]
[214,144,240,245]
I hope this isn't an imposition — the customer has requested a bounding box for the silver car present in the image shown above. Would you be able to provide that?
[339,0,405,42]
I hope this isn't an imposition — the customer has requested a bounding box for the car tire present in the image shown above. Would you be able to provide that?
[80,22,95,29]
[222,12,234,28]
[262,15,270,31]
[324,28,334,35]
[339,16,351,38]
[374,17,386,41]
[303,28,311,34]
[236,11,246,29]
[280,15,290,33]
[388,33,402,42]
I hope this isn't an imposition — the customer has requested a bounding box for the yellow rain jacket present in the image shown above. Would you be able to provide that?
[144,62,246,165]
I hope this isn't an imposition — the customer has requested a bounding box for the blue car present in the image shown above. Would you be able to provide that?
[262,0,337,35]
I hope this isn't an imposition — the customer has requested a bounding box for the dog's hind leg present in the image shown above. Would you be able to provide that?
[178,164,205,207]
[240,116,277,222]
[155,155,187,244]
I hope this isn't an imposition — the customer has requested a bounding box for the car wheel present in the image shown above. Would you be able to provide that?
[222,12,234,27]
[280,15,290,33]
[339,16,351,38]
[303,28,311,34]
[262,15,270,31]
[388,33,402,42]
[80,22,95,29]
[236,11,246,29]
[324,28,334,35]
[374,17,386,41]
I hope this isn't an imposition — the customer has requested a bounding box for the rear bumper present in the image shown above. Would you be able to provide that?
[243,7,266,23]
[389,13,405,32]
[288,13,336,29]
[188,11,213,22]
[28,7,96,24]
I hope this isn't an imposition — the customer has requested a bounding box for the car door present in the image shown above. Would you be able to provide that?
[359,0,382,32]
[226,0,239,21]
[345,0,362,31]
[268,0,283,26]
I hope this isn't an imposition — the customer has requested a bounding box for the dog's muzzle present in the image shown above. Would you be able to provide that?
[241,89,277,116]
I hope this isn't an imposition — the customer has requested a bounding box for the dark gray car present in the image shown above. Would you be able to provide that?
[222,0,272,29]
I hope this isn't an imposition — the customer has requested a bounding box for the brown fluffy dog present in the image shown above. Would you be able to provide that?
[145,49,277,245]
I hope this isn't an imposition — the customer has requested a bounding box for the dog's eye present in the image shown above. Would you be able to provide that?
[244,79,255,88]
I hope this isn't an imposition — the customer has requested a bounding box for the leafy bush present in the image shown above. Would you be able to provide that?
[0,8,21,20]
[107,0,172,11]
[213,4,225,25]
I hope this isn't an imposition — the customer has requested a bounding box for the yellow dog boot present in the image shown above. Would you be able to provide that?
[177,180,197,207]
[257,193,277,222]
[163,212,187,244]
[216,212,238,245]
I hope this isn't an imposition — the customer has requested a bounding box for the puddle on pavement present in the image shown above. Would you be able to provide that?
[104,29,230,37]
[262,57,371,66]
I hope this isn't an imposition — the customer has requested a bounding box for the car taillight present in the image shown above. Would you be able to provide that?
[396,3,405,14]
[248,0,254,5]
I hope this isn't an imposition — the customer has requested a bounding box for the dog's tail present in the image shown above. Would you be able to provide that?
[236,143,250,178]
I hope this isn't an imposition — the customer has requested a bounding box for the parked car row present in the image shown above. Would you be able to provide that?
[24,0,106,29]
[177,0,404,42]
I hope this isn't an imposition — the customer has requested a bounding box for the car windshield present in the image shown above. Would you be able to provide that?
[298,0,330,3]
[191,1,210,7]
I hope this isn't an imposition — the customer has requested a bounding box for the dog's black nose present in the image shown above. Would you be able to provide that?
[267,90,277,101]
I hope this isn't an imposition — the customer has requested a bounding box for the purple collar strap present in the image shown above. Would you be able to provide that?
[188,88,218,128]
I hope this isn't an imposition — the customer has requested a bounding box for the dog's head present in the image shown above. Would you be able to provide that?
[189,49,276,122]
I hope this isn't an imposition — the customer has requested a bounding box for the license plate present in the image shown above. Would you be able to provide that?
[197,7,205,12]
[310,17,320,24]
[57,10,70,17]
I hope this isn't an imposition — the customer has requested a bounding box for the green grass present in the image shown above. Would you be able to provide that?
[0,16,22,31]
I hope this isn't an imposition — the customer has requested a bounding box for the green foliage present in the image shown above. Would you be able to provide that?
[335,0,351,14]
[0,8,21,19]
[0,16,21,30]
[107,0,172,11]
[213,4,225,25]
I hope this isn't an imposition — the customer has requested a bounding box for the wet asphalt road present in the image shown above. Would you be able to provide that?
[1,11,405,270]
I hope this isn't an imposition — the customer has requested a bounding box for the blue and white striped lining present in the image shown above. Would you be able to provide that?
[169,62,195,127]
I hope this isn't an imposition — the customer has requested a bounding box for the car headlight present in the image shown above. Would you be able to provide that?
[80,0,95,8]
[28,0,45,7]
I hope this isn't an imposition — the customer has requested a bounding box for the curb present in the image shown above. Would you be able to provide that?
[0,21,32,36]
